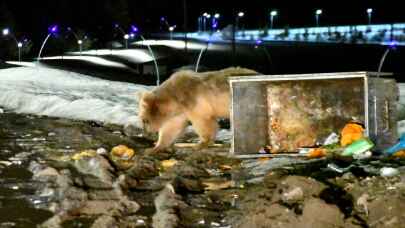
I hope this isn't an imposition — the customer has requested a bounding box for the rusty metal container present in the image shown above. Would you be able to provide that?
[229,72,398,158]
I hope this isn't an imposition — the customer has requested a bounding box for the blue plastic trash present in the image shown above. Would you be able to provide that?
[385,133,405,155]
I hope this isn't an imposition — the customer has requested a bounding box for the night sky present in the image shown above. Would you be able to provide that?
[1,0,405,42]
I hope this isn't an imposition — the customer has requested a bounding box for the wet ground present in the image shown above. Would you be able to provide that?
[1,108,405,228]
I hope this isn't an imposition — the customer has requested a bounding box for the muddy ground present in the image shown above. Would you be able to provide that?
[1,109,405,228]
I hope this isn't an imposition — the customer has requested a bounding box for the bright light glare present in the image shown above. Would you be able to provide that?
[77,40,83,45]
[2,28,10,36]
[124,34,130,40]
[17,42,23,48]
[214,13,220,18]
[367,8,373,14]
[270,10,278,16]
[238,12,244,17]
[316,9,322,15]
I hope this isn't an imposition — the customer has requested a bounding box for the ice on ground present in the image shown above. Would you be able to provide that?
[0,66,152,127]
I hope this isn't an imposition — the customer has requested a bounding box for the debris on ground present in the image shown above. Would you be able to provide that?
[1,112,405,227]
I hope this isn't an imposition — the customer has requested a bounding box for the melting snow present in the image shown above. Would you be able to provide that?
[0,66,152,127]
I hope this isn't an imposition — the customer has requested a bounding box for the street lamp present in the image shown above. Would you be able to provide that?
[367,8,373,25]
[212,13,220,31]
[202,12,208,31]
[123,34,129,49]
[315,9,322,27]
[77,39,83,54]
[113,23,130,49]
[38,25,59,63]
[2,28,9,36]
[2,28,23,62]
[67,27,85,55]
[236,11,244,31]
[169,25,176,40]
[270,10,278,29]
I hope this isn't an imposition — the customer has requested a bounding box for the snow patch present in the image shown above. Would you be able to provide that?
[0,66,152,127]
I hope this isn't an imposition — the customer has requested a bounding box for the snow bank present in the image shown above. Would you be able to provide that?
[0,66,152,127]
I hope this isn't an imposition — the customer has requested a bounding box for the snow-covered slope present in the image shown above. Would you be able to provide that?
[0,66,152,127]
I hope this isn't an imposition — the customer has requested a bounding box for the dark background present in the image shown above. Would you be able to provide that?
[1,0,405,41]
[1,0,404,80]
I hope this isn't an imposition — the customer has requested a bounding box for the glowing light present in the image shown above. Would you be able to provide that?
[238,12,244,17]
[255,39,263,45]
[389,40,398,49]
[2,28,10,36]
[367,8,373,14]
[169,26,175,32]
[131,25,139,33]
[270,10,278,16]
[203,12,208,17]
[206,14,211,19]
[48,25,58,34]
[124,34,130,40]
[130,33,135,38]
[316,9,322,15]
[160,17,166,21]
[17,42,23,48]
[214,13,220,18]
[77,40,83,45]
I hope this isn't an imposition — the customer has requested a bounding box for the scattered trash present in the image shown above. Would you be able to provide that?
[380,167,400,177]
[110,145,136,170]
[230,194,239,207]
[111,145,135,160]
[161,159,178,170]
[298,147,313,154]
[0,161,13,166]
[393,150,405,158]
[356,193,369,216]
[323,132,339,146]
[281,187,304,203]
[353,150,372,160]
[327,163,354,173]
[203,180,235,191]
[340,122,364,147]
[219,164,233,171]
[11,185,19,190]
[306,148,327,158]
[385,133,405,155]
[341,138,374,156]
[96,147,108,155]
[71,150,97,160]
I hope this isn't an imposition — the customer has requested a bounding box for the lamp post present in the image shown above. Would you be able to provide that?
[169,26,176,40]
[315,9,322,27]
[67,27,85,55]
[367,8,373,25]
[114,24,130,49]
[77,39,83,55]
[212,13,220,31]
[2,28,23,62]
[270,10,278,29]
[202,12,208,31]
[236,11,244,32]
[38,25,58,63]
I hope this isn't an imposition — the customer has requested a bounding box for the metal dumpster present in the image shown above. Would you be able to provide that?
[229,72,398,158]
